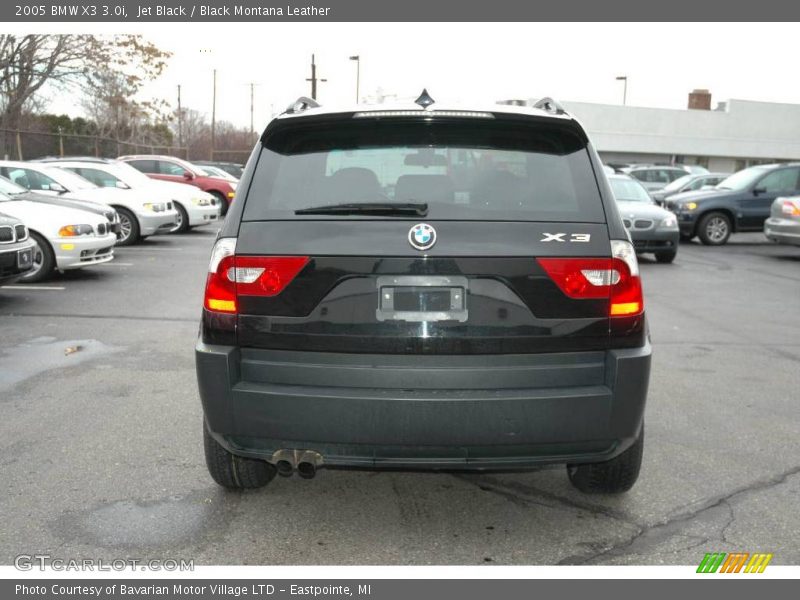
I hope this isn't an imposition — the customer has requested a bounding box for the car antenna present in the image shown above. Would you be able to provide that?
[414,89,435,108]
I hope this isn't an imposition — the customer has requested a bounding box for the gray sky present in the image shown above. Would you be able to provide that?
[40,22,798,129]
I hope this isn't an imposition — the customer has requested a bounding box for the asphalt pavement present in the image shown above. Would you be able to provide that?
[1,229,799,566]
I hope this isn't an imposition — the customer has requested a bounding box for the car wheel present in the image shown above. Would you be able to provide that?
[115,207,141,246]
[203,422,276,489]
[20,231,55,283]
[212,192,229,216]
[171,202,190,233]
[655,250,677,263]
[697,212,732,246]
[567,426,644,494]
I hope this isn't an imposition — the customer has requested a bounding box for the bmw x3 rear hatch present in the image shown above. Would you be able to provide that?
[204,111,644,354]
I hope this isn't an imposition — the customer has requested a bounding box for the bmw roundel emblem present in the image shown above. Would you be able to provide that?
[408,223,436,251]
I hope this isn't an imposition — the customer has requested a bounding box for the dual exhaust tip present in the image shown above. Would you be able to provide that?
[272,449,323,479]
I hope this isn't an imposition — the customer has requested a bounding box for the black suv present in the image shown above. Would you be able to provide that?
[196,94,652,494]
[666,163,800,245]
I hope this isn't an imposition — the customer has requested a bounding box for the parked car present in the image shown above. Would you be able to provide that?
[607,174,680,263]
[0,175,120,234]
[37,159,221,234]
[0,161,177,245]
[196,95,651,494]
[118,155,237,215]
[0,189,117,282]
[764,196,800,247]
[0,211,35,285]
[196,164,239,183]
[193,160,244,179]
[620,165,691,192]
[667,163,800,245]
[650,172,730,206]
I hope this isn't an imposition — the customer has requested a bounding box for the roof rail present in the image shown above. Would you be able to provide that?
[284,96,320,115]
[533,97,567,115]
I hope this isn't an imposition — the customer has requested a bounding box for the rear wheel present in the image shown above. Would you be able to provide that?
[115,207,141,246]
[655,249,677,263]
[697,212,732,246]
[171,202,190,233]
[203,422,276,489]
[20,231,55,283]
[567,427,644,494]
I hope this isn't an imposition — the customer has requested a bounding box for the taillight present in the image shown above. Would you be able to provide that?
[537,240,643,317]
[203,238,309,314]
[781,199,800,216]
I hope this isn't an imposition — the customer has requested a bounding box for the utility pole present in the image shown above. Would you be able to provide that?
[177,84,183,150]
[616,75,628,106]
[248,82,258,138]
[349,55,360,103]
[210,69,217,160]
[306,54,327,100]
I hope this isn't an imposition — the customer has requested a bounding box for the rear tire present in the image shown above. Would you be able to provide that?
[172,202,190,233]
[697,212,732,246]
[655,249,677,263]
[567,427,644,494]
[20,231,55,283]
[115,207,141,246]
[203,422,276,489]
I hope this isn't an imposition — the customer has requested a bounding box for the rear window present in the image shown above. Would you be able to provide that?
[243,117,605,222]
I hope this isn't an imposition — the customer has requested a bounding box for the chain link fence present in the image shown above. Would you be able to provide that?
[0,128,189,161]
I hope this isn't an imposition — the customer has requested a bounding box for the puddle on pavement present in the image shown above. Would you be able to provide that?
[0,337,122,393]
[56,492,227,549]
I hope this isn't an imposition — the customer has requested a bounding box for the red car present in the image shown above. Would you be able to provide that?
[118,155,237,214]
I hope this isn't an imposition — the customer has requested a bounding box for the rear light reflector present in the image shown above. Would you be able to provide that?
[537,240,644,318]
[203,238,310,313]
[781,199,800,216]
[232,256,309,297]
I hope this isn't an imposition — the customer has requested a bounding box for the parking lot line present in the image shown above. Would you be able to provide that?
[95,262,134,266]
[116,247,182,251]
[1,285,65,291]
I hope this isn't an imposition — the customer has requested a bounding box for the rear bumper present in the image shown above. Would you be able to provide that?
[196,341,652,470]
[764,217,800,246]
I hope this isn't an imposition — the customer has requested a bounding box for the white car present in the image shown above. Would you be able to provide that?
[0,211,36,285]
[38,159,221,233]
[0,161,178,245]
[0,189,117,282]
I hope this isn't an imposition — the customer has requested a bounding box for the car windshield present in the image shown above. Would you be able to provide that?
[0,176,28,195]
[48,167,98,190]
[663,174,694,192]
[609,177,652,203]
[244,117,605,222]
[716,166,768,190]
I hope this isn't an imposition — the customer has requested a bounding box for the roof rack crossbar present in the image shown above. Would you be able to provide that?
[284,96,320,115]
[533,97,567,115]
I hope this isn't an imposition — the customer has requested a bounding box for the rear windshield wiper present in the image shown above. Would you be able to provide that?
[295,202,428,216]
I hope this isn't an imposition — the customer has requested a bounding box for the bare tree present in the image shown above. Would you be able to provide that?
[0,34,170,154]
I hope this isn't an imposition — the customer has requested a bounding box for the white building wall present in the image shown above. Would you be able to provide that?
[530,99,800,168]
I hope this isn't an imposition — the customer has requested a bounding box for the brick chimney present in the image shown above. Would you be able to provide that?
[688,89,712,110]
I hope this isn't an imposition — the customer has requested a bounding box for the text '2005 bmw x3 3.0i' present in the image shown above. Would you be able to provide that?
[196,92,652,494]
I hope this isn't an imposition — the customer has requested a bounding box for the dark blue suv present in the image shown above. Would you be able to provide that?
[666,163,800,245]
